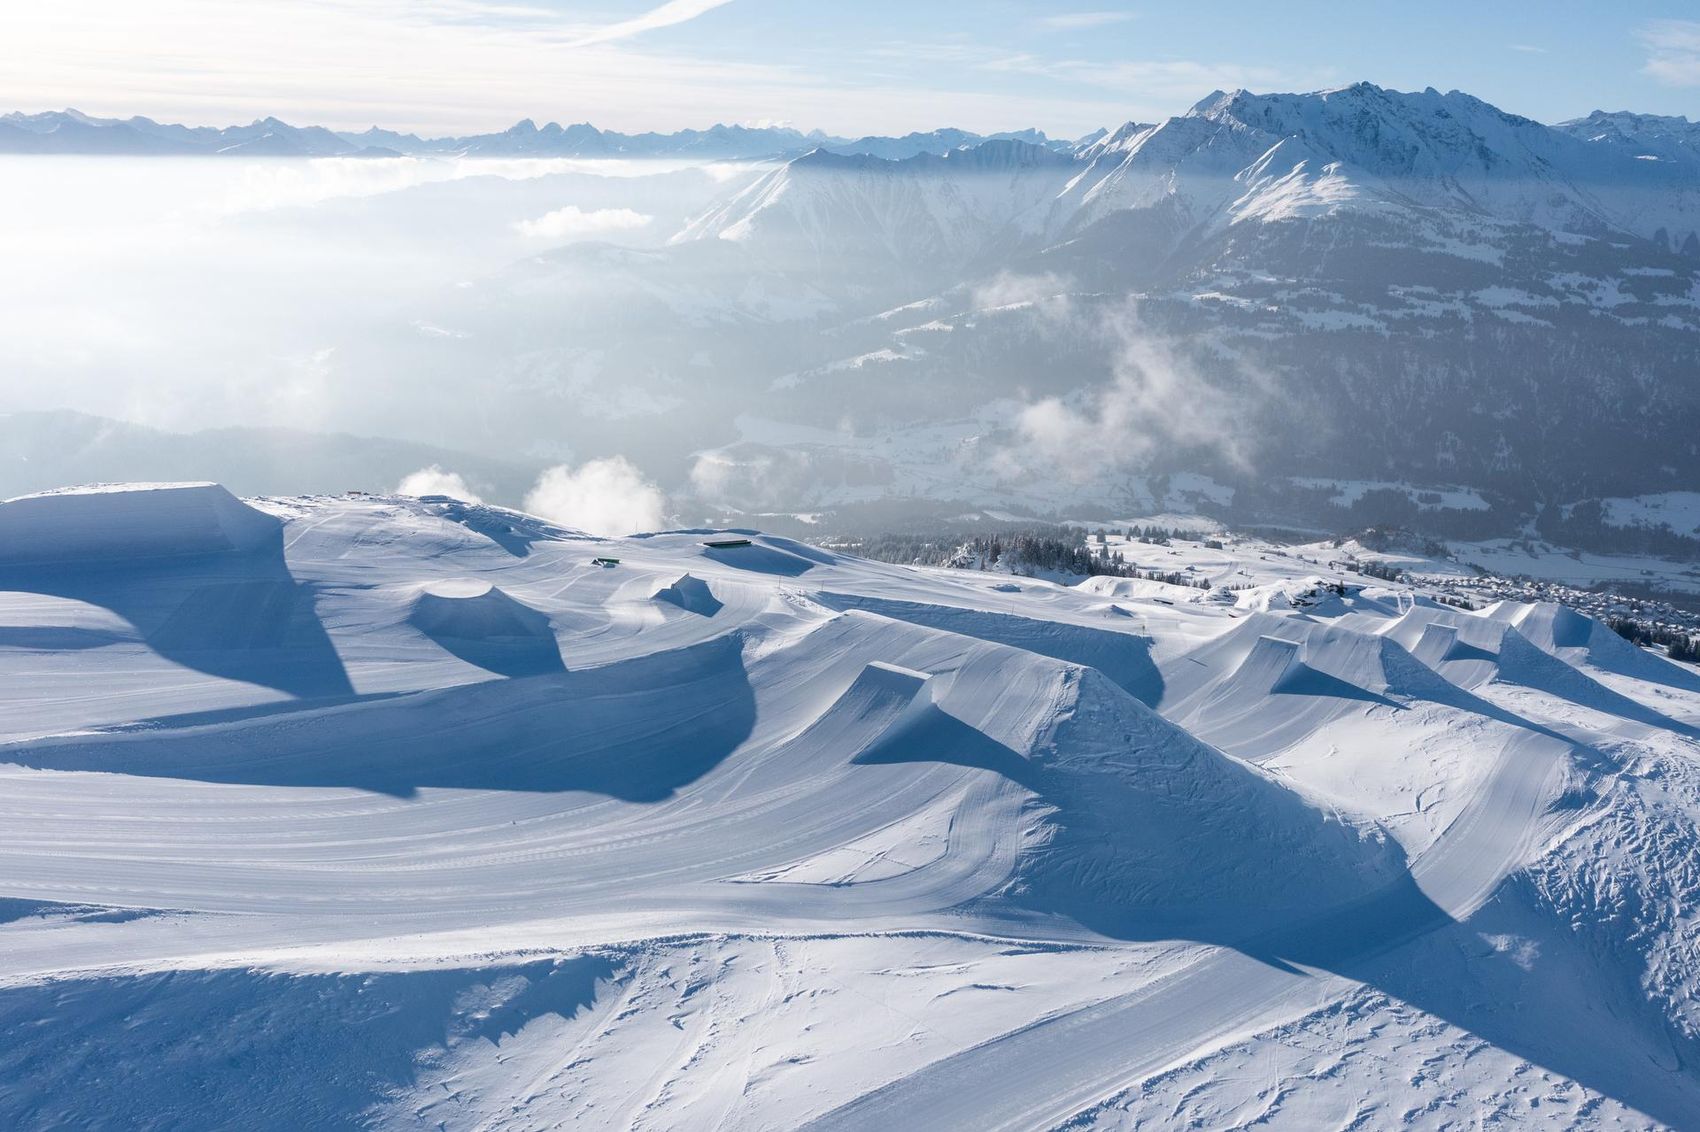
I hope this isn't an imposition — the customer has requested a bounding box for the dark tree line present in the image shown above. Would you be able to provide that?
[1538,501,1700,561]
[1608,617,1700,665]
[835,528,1214,584]
[959,531,1136,578]
[1353,560,1407,583]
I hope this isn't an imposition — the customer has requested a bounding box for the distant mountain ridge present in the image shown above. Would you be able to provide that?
[676,83,1700,284]
[11,83,1700,535]
[403,82,1700,530]
[0,411,537,504]
[0,108,1083,160]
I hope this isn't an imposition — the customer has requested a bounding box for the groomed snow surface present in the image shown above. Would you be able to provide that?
[1,484,1699,1129]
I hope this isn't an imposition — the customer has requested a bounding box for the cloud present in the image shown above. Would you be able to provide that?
[971,271,1074,318]
[1509,44,1547,55]
[995,302,1272,482]
[566,0,738,48]
[513,205,653,240]
[0,0,1237,138]
[396,466,483,502]
[1038,12,1135,31]
[524,456,666,535]
[216,157,689,217]
[0,0,796,136]
[1640,20,1700,86]
[982,54,1306,102]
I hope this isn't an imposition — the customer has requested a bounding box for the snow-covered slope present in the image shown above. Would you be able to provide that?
[676,140,1079,280]
[645,84,1700,520]
[1557,111,1700,178]
[1065,84,1700,246]
[2,484,1698,1127]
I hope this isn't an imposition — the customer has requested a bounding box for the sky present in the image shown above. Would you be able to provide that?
[4,1,1699,138]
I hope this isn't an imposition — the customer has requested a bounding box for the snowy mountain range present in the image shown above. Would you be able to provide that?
[322,83,1697,538]
[0,108,1080,160]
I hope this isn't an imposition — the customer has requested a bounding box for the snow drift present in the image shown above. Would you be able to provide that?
[0,486,1696,1127]
[0,482,279,565]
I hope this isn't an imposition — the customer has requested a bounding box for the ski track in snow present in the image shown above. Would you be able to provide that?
[0,484,1697,1129]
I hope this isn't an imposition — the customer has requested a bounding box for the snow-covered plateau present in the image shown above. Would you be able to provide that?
[3,482,1700,1129]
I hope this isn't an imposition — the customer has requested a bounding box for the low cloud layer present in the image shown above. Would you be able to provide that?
[994,297,1271,482]
[514,205,652,241]
[970,270,1074,318]
[524,457,667,536]
[395,466,483,503]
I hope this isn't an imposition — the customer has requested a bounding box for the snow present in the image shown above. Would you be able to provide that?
[1601,491,1700,536]
[1291,477,1492,512]
[0,481,281,563]
[1,486,1699,1127]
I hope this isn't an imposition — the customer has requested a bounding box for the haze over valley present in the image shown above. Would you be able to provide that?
[7,84,1700,557]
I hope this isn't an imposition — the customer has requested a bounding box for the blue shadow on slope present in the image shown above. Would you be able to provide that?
[418,630,567,678]
[702,543,816,577]
[424,500,589,559]
[651,574,725,618]
[815,592,1165,707]
[0,518,353,701]
[853,701,1042,793]
[0,955,617,1131]
[407,585,567,678]
[0,634,755,801]
[1495,630,1700,739]
[1273,660,1407,709]
[831,643,1700,1126]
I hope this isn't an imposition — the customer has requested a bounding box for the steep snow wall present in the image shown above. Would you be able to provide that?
[0,483,279,565]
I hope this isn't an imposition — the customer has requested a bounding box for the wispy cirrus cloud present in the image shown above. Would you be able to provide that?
[566,0,739,48]
[1639,19,1700,86]
[1037,12,1135,31]
[0,0,1321,138]
[980,53,1319,103]
[0,0,796,134]
[0,0,1152,136]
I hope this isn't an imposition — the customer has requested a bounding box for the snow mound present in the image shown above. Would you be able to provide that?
[407,579,563,675]
[4,490,1700,1124]
[1490,627,1695,732]
[0,482,279,565]
[1387,606,1505,689]
[1512,601,1700,693]
[407,579,553,641]
[1235,634,1303,693]
[854,659,932,699]
[698,536,820,576]
[650,573,724,617]
[811,660,936,753]
[1504,601,1594,652]
[1411,622,1458,666]
[1010,667,1404,941]
[815,591,1165,705]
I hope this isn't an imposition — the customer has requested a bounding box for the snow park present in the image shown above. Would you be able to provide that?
[5,3,1700,1129]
